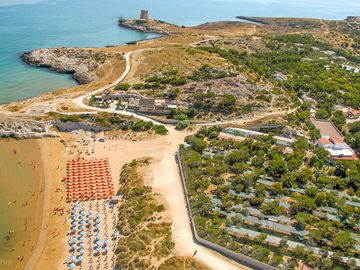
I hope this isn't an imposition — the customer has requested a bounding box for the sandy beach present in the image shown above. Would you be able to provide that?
[22,123,246,270]
[0,139,45,270]
[25,130,169,270]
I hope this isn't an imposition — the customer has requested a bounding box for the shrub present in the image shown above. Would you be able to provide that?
[175,121,189,131]
[154,125,168,135]
[115,83,131,91]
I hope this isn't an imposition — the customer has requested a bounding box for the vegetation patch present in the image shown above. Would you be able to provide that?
[180,127,360,269]
[115,159,209,270]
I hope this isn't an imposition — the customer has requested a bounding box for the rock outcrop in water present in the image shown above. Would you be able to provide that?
[0,119,59,139]
[21,48,114,84]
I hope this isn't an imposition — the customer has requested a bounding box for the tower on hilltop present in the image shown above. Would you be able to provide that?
[140,10,149,20]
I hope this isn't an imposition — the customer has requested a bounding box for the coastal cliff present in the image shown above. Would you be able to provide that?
[21,48,118,84]
[118,18,171,35]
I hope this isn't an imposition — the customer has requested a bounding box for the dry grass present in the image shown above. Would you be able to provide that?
[126,47,231,83]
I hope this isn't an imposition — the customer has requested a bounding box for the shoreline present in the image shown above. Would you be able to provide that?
[0,139,45,270]
[0,23,157,107]
[23,139,52,270]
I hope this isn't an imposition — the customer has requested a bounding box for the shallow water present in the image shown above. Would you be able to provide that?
[0,0,359,104]
[0,139,43,270]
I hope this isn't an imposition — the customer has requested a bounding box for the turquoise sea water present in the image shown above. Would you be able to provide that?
[0,0,359,104]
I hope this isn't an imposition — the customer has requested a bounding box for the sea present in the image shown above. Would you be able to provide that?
[0,0,359,104]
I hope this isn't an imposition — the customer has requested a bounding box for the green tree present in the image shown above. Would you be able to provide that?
[292,195,316,213]
[315,108,331,119]
[349,121,360,134]
[331,110,346,130]
[225,148,249,165]
[332,231,356,254]
[268,156,287,177]
[185,136,207,152]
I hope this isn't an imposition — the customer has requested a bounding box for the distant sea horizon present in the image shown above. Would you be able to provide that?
[0,0,359,104]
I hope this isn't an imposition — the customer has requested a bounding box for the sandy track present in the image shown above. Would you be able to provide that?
[151,127,248,270]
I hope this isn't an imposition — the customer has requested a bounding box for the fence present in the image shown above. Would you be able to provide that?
[176,151,277,270]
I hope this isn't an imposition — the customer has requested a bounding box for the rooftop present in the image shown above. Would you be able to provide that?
[310,118,343,138]
[319,137,332,145]
[330,136,344,144]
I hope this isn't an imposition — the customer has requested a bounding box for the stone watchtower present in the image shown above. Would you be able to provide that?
[140,10,149,20]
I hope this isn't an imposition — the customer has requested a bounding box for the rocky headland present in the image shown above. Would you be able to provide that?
[21,48,119,84]
[118,18,171,35]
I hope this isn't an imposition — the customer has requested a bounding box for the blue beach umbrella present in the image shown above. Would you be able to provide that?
[89,210,93,214]
[79,243,85,247]
[78,236,84,241]
[72,205,78,210]
[79,231,85,236]
[81,205,86,210]
[73,216,79,221]
[80,210,85,215]
[95,240,101,245]
[95,224,100,229]
[79,249,85,254]
[96,213,100,218]
[70,256,76,262]
[95,235,100,240]
[80,216,86,220]
[103,240,109,245]
[80,221,85,225]
[69,263,76,269]
[104,246,109,251]
[78,255,84,261]
[87,220,93,225]
[71,237,77,242]
[95,247,101,252]
[80,226,86,230]
[71,244,76,249]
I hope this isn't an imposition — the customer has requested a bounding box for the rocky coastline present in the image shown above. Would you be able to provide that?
[21,48,115,84]
[0,119,59,139]
[118,19,170,35]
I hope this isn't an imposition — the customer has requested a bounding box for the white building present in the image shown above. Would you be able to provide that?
[318,137,356,160]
